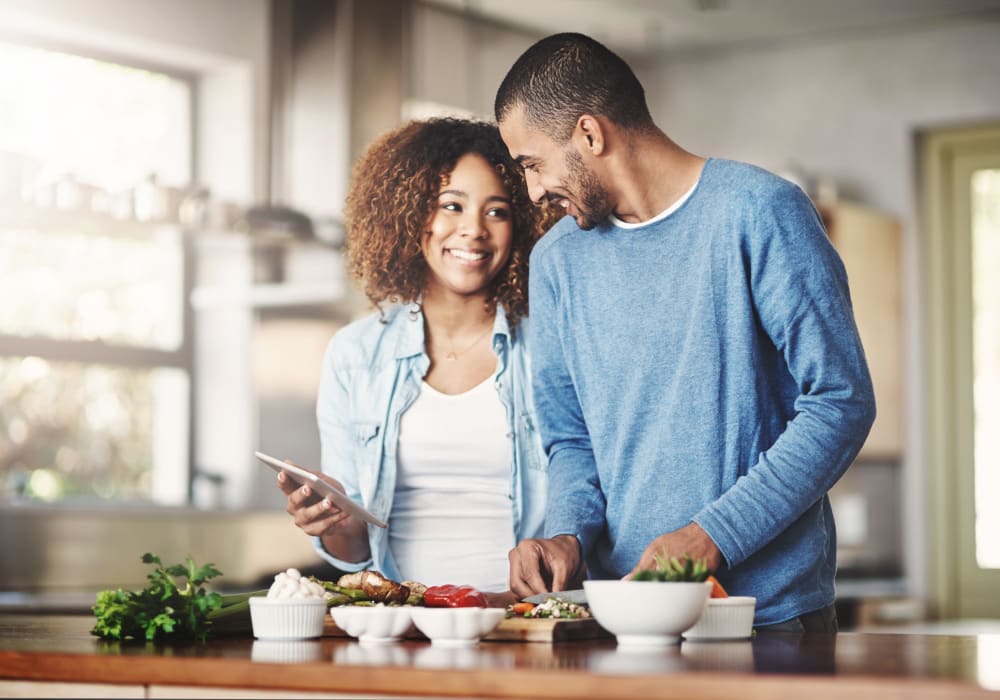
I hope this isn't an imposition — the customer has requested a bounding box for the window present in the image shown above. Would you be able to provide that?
[923,124,1000,618]
[971,168,1000,569]
[0,40,193,504]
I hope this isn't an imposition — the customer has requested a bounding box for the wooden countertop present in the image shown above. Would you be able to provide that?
[1,614,998,699]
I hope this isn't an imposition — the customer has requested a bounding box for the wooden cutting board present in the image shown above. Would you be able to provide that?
[323,614,610,644]
[484,616,610,643]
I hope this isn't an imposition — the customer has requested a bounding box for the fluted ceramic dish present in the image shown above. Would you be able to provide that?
[330,604,415,644]
[408,607,506,647]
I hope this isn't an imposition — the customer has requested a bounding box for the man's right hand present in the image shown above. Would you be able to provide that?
[508,534,583,599]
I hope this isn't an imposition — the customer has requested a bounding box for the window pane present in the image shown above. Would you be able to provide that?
[972,168,1000,568]
[0,358,188,503]
[0,40,193,505]
[0,226,184,349]
[0,41,190,192]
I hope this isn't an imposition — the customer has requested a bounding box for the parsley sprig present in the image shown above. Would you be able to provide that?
[91,552,225,642]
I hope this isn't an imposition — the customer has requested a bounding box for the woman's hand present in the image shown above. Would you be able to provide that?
[276,464,354,536]
[276,460,372,564]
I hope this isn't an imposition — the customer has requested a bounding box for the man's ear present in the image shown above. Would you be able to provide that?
[575,115,606,156]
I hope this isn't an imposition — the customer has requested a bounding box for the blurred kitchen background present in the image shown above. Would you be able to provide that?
[1,0,998,627]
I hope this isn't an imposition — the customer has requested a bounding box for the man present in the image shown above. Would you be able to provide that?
[495,32,875,631]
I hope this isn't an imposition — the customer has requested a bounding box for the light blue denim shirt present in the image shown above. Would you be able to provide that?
[312,301,547,582]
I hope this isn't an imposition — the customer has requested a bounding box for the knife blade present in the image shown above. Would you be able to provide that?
[522,589,588,605]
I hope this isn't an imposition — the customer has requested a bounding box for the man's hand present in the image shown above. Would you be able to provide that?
[508,535,583,599]
[625,522,723,579]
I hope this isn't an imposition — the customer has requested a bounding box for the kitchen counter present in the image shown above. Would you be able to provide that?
[1,614,999,699]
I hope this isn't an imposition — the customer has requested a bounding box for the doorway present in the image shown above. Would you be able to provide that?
[922,124,1000,618]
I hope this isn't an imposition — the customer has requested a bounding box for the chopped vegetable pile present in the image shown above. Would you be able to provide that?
[505,596,590,619]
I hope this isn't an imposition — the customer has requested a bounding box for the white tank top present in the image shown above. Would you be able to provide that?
[389,377,514,592]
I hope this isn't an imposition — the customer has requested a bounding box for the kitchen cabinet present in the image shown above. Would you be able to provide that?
[820,201,903,459]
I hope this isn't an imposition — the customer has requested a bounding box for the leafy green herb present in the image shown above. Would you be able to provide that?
[91,552,228,642]
[632,554,710,582]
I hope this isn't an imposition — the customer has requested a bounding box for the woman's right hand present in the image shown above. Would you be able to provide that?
[276,463,355,537]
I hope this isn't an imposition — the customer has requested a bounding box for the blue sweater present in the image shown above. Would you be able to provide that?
[528,158,876,625]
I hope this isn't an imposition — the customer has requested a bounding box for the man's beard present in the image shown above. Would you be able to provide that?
[564,148,614,231]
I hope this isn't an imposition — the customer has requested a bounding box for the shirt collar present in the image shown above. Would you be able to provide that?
[389,301,512,361]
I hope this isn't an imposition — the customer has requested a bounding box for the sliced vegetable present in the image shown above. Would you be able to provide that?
[423,584,488,608]
[509,602,537,616]
[707,575,728,598]
[360,570,411,604]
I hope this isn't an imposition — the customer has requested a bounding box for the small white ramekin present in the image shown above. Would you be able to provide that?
[683,596,757,640]
[249,597,328,640]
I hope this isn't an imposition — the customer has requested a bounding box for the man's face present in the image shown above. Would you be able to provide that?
[499,106,614,231]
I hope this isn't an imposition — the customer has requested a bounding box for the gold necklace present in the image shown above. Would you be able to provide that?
[440,325,492,361]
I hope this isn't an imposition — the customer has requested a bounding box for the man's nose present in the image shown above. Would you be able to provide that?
[525,171,546,204]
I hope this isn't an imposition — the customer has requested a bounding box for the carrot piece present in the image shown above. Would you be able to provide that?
[707,575,728,598]
[510,602,536,616]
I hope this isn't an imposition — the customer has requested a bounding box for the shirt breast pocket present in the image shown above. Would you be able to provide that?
[350,421,382,498]
[518,412,548,473]
[352,422,380,447]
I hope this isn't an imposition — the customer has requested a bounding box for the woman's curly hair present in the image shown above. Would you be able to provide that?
[344,117,558,328]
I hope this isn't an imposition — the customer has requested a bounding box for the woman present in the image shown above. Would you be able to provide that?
[277,118,557,601]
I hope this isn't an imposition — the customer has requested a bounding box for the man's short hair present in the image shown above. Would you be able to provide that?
[494,32,654,142]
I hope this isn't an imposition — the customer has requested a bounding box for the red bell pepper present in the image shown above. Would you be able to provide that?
[422,584,488,608]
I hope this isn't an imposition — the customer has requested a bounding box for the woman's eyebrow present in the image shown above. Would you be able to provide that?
[439,189,512,205]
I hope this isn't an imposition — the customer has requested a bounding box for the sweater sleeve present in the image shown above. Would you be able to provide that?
[528,245,607,558]
[693,185,877,567]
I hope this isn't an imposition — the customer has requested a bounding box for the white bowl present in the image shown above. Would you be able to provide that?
[249,597,328,640]
[330,605,414,644]
[408,607,506,647]
[683,596,756,640]
[583,579,712,647]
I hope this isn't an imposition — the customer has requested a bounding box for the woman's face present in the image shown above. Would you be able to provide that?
[421,152,514,299]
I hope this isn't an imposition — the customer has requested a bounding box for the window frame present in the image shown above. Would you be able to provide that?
[0,38,199,504]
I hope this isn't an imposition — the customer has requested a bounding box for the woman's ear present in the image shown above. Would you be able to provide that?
[575,115,606,156]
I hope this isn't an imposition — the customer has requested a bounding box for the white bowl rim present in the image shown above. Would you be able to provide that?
[704,596,757,607]
[584,579,712,583]
[250,596,328,605]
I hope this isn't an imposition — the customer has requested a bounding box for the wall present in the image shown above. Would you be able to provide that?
[642,16,1000,598]
[407,3,543,119]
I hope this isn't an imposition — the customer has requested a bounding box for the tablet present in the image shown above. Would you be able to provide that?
[255,451,387,528]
